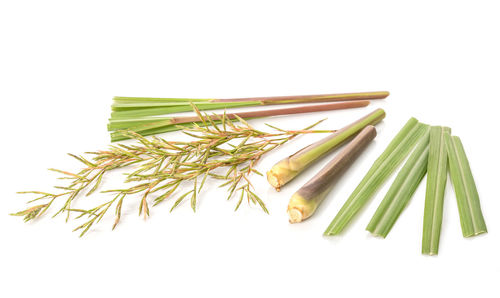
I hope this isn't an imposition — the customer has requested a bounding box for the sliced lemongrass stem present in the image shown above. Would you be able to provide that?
[421,126,451,255]
[366,127,430,237]
[288,126,377,223]
[267,108,385,191]
[110,101,370,142]
[445,133,487,238]
[324,118,429,236]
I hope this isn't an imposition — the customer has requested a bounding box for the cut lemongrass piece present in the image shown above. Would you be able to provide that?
[110,101,371,141]
[366,127,430,238]
[324,118,429,236]
[288,126,377,223]
[422,126,451,255]
[445,133,487,238]
[267,109,385,191]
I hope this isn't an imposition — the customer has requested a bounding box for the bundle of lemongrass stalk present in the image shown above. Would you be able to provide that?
[108,91,389,141]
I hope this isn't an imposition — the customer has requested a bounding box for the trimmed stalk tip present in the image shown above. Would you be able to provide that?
[287,194,319,223]
[266,160,294,192]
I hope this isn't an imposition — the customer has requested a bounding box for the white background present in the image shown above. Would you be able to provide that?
[1,1,499,297]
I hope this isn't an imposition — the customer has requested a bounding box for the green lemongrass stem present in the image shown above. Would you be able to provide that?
[266,108,386,191]
[445,133,487,237]
[111,123,197,142]
[108,117,171,131]
[212,91,389,103]
[366,127,431,238]
[421,126,451,255]
[288,126,377,223]
[324,118,429,236]
[111,91,390,118]
[111,101,257,119]
[110,100,370,142]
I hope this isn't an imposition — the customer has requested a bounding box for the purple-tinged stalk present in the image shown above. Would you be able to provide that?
[110,100,371,141]
[288,126,377,223]
[266,109,386,191]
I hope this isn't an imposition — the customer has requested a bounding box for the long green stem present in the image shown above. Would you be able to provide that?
[111,91,390,118]
[266,109,385,191]
[366,127,430,238]
[111,101,258,119]
[422,126,450,255]
[445,133,487,238]
[288,126,377,223]
[324,118,429,236]
[110,101,371,142]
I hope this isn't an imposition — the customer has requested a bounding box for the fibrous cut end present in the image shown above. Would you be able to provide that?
[288,208,304,223]
[266,169,283,191]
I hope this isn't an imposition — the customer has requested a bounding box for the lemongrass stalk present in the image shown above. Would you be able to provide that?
[212,91,389,103]
[324,118,429,236]
[445,133,487,237]
[266,109,386,191]
[366,127,431,237]
[111,101,258,119]
[111,123,195,142]
[113,97,213,103]
[421,126,451,255]
[108,117,172,131]
[110,101,371,142]
[111,91,390,118]
[169,101,370,125]
[288,126,377,223]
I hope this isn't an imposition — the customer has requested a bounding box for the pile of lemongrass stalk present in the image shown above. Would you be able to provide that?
[108,91,389,141]
[320,118,487,255]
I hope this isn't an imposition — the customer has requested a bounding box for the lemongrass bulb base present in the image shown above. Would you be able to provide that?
[287,194,319,223]
[266,161,297,191]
